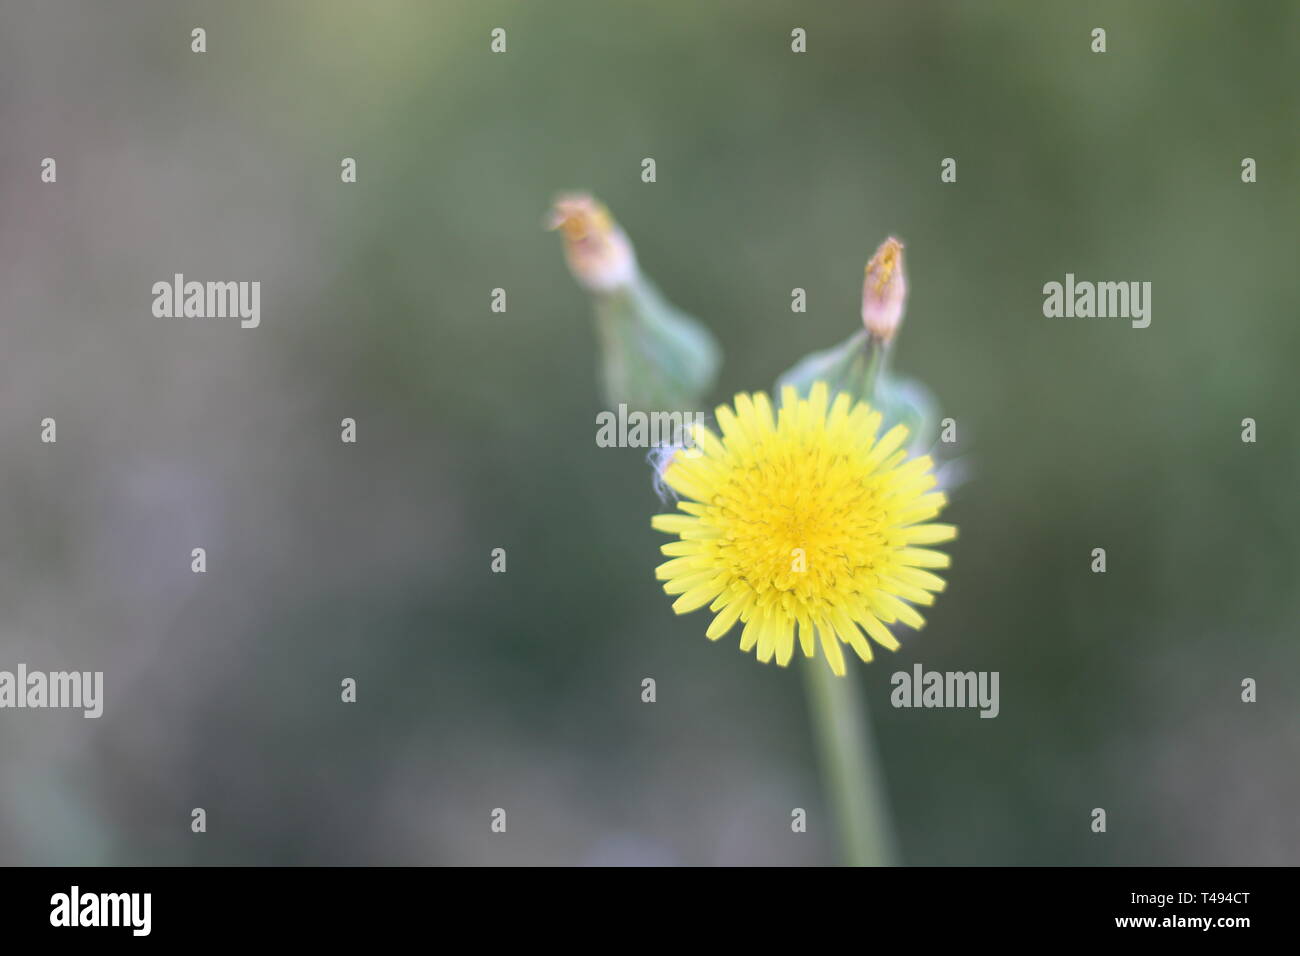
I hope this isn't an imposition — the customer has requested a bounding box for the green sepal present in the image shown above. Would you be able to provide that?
[594,276,720,413]
[776,330,875,407]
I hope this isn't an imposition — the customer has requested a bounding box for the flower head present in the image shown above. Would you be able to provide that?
[862,237,908,342]
[547,193,637,292]
[652,381,955,675]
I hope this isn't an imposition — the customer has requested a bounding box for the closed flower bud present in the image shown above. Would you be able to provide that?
[862,237,907,342]
[547,192,719,411]
[547,193,638,293]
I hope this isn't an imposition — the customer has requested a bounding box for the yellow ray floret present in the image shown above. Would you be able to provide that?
[651,381,956,675]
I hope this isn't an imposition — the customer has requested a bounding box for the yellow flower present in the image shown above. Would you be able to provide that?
[652,382,955,675]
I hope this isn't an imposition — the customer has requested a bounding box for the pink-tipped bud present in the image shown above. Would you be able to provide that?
[862,236,908,342]
[546,193,638,293]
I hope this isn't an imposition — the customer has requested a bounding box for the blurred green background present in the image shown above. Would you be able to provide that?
[1,0,1296,865]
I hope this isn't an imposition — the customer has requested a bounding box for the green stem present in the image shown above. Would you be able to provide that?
[803,660,897,866]
[848,332,889,406]
[803,331,898,866]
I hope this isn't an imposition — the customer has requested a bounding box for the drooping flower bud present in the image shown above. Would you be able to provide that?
[546,193,638,293]
[547,192,719,412]
[862,237,908,342]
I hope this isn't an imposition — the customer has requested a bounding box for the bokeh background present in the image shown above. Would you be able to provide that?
[1,0,1297,865]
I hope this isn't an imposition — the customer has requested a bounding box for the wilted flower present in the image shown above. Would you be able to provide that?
[862,237,908,342]
[546,193,638,293]
[652,382,955,675]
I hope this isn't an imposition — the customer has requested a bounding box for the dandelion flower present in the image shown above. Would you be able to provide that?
[652,381,955,675]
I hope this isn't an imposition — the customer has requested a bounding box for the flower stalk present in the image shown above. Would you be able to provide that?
[803,325,899,865]
[777,240,913,865]
[638,224,947,867]
[803,648,898,866]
